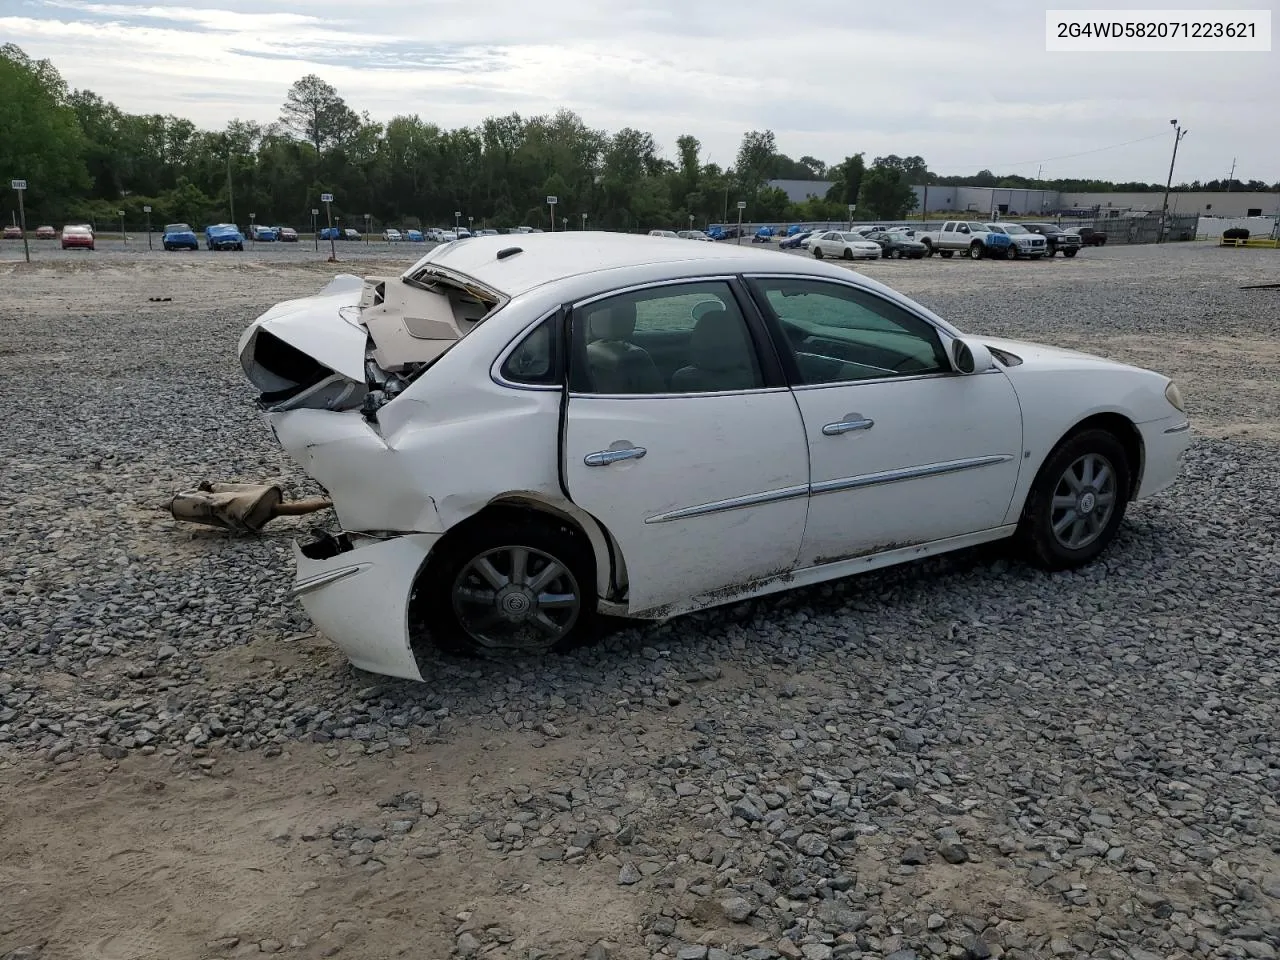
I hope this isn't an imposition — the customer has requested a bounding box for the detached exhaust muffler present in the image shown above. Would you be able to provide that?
[170,481,332,534]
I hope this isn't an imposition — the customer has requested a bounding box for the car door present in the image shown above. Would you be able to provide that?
[560,277,810,615]
[744,274,1024,567]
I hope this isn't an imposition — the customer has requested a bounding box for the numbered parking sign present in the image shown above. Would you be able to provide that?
[320,193,334,203]
[11,180,27,191]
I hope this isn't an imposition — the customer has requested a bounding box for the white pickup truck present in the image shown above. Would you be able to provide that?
[916,220,1015,260]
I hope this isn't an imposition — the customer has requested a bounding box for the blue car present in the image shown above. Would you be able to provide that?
[318,227,341,240]
[779,230,817,250]
[205,223,244,250]
[162,222,199,251]
[752,226,775,243]
[405,229,424,242]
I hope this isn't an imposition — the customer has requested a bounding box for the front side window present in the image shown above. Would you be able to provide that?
[570,281,765,395]
[750,277,949,384]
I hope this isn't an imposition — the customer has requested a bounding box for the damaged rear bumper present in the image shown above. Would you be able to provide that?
[291,532,442,681]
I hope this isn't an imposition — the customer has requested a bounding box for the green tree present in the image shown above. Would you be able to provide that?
[825,153,865,207]
[734,129,777,198]
[860,163,917,218]
[0,45,89,216]
[279,75,353,152]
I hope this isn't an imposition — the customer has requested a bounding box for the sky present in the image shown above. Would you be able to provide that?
[2,0,1277,184]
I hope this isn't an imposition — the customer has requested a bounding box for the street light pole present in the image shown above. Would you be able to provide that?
[581,213,587,230]
[143,205,153,250]
[547,196,557,231]
[736,200,745,245]
[1158,119,1188,243]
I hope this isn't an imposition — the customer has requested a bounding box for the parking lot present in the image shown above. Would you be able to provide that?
[0,242,1277,960]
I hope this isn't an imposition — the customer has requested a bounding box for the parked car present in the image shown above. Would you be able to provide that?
[1020,223,1084,256]
[752,226,775,243]
[1075,227,1108,247]
[438,230,458,242]
[677,230,713,242]
[342,228,362,241]
[648,230,679,238]
[809,230,883,260]
[985,223,1048,260]
[916,220,1014,259]
[319,227,341,240]
[456,229,472,239]
[864,230,928,259]
[279,227,299,242]
[250,225,280,242]
[3,225,22,240]
[162,223,199,251]
[60,224,95,250]
[406,229,425,242]
[780,230,817,250]
[383,228,402,242]
[205,223,245,250]
[35,225,56,240]
[235,233,1192,681]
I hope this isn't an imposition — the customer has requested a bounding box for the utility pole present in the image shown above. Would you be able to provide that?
[1158,119,1188,243]
[1227,157,1236,191]
[226,146,235,224]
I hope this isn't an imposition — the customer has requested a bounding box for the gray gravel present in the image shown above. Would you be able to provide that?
[1,243,1277,959]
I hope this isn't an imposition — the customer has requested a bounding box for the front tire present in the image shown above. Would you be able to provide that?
[422,512,598,658]
[1064,248,1078,257]
[813,246,824,259]
[969,242,984,260]
[1017,429,1131,570]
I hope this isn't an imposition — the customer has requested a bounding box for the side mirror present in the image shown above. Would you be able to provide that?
[950,337,994,375]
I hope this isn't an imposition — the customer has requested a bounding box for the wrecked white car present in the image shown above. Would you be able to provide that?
[238,233,1191,681]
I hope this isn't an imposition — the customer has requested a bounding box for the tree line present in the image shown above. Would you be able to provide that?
[4,44,1273,233]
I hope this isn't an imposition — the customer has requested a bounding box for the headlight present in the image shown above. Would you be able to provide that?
[1165,380,1185,412]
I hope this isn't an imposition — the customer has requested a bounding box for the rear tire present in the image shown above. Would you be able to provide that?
[1016,428,1131,571]
[922,240,934,257]
[940,250,954,258]
[421,512,598,659]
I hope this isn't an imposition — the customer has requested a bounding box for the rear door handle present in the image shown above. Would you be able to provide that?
[584,446,647,466]
[822,416,874,436]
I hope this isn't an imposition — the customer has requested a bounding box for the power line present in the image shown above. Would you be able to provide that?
[956,131,1173,173]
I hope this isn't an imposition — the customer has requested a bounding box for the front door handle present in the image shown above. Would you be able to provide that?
[822,416,874,436]
[584,446,647,466]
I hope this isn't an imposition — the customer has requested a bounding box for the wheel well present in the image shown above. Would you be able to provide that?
[1050,413,1145,498]
[421,498,623,600]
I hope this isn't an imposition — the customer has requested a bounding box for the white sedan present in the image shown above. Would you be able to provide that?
[238,233,1191,681]
[809,231,883,260]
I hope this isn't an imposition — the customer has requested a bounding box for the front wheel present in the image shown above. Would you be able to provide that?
[423,513,598,658]
[1064,249,1078,257]
[1004,247,1017,260]
[940,250,954,258]
[813,246,824,259]
[969,242,984,260]
[1017,429,1131,570]
[843,248,854,260]
[921,240,934,257]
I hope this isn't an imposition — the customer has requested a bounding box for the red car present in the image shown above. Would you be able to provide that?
[61,225,95,250]
[2,225,21,240]
[36,225,56,240]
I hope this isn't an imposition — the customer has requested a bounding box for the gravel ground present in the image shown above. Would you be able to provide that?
[0,243,1276,960]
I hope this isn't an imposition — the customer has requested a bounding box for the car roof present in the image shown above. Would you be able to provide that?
[406,231,854,298]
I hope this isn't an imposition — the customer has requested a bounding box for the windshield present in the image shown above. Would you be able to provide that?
[999,224,1030,234]
[986,226,1007,234]
[166,223,191,232]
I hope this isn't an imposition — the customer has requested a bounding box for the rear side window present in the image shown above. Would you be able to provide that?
[500,315,560,385]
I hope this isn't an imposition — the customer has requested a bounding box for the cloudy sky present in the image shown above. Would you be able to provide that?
[2,0,1276,182]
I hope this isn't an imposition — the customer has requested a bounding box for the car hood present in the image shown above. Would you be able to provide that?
[979,336,1142,372]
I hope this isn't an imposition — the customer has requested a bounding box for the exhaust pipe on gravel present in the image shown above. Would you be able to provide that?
[170,481,332,534]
